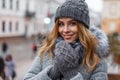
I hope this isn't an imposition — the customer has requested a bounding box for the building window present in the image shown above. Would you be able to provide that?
[16,22,19,31]
[2,21,5,32]
[10,0,13,9]
[9,22,12,32]
[2,0,5,8]
[16,0,19,10]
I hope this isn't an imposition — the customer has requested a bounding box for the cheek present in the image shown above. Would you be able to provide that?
[72,28,78,34]
[58,27,62,34]
[74,34,79,39]
[72,32,78,39]
[73,28,79,39]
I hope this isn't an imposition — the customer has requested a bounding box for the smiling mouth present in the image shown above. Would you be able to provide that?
[64,35,72,39]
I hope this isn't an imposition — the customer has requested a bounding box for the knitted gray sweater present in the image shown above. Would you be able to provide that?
[24,26,109,80]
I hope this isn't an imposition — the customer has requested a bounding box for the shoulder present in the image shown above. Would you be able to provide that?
[90,26,109,57]
[93,59,107,73]
[34,51,51,63]
[89,59,108,79]
[26,52,52,73]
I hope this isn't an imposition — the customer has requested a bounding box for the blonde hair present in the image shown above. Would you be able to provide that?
[39,20,59,59]
[39,20,100,71]
[77,23,100,71]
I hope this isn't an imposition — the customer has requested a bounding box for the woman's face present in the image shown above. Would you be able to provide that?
[58,18,79,43]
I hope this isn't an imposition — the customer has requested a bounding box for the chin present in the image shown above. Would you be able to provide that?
[65,40,73,43]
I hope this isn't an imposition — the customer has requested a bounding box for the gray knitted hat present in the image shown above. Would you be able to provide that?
[55,0,90,29]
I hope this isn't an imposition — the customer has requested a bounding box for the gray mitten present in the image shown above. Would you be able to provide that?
[47,58,62,80]
[54,41,83,79]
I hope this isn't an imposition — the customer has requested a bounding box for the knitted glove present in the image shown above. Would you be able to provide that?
[47,58,62,80]
[54,41,83,79]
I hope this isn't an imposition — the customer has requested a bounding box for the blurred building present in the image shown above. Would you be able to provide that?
[33,0,59,35]
[0,0,26,37]
[0,0,62,38]
[89,9,102,27]
[0,0,103,38]
[101,0,120,34]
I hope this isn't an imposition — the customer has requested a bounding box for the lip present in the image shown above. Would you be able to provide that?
[63,35,72,39]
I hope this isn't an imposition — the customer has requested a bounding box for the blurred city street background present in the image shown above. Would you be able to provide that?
[0,0,120,80]
[0,37,34,80]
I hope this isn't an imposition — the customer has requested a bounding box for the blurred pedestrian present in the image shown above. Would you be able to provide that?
[108,24,120,64]
[24,0,109,80]
[31,42,37,58]
[5,54,16,80]
[1,41,8,59]
[0,56,6,80]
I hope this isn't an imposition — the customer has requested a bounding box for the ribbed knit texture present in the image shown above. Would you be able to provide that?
[53,38,84,79]
[55,0,90,29]
[47,55,62,80]
[48,37,84,80]
[61,66,79,80]
[47,65,61,80]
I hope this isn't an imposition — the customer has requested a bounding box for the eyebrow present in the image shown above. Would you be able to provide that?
[58,19,76,23]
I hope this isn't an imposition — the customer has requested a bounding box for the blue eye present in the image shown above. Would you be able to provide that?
[58,22,64,27]
[70,21,77,26]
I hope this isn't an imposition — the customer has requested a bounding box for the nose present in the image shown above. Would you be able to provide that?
[63,25,69,32]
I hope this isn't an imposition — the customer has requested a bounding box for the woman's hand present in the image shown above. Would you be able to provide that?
[54,41,83,79]
[47,62,62,80]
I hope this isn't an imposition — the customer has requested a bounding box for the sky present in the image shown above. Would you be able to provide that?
[86,0,103,12]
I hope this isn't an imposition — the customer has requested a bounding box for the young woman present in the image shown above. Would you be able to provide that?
[24,0,109,80]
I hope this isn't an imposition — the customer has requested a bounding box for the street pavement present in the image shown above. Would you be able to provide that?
[16,58,33,80]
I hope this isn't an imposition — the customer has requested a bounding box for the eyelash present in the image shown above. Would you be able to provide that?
[70,22,77,26]
[58,21,77,27]
[58,23,64,27]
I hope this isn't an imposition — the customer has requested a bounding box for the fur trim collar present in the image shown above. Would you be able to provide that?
[90,26,109,58]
